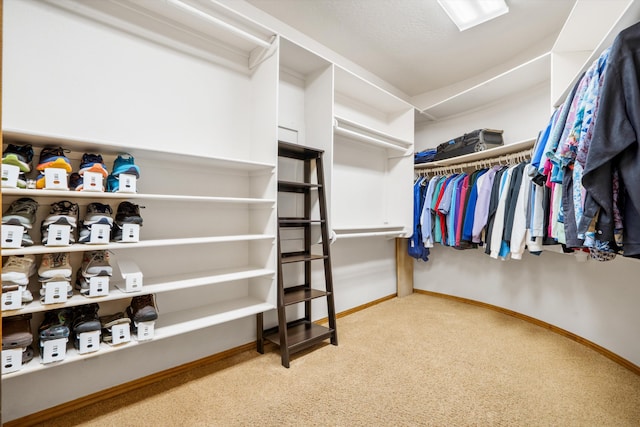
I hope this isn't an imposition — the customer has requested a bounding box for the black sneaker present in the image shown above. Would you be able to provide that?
[127,294,158,324]
[69,172,83,191]
[72,303,101,349]
[79,153,108,177]
[115,201,143,225]
[2,198,38,229]
[42,200,80,228]
[2,143,34,172]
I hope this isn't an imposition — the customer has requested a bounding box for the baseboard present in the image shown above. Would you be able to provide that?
[4,295,397,426]
[3,342,257,427]
[414,289,640,376]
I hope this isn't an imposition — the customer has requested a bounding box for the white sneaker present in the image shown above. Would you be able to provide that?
[38,253,73,279]
[2,255,36,282]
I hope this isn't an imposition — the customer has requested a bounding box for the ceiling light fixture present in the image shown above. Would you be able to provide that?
[437,0,509,31]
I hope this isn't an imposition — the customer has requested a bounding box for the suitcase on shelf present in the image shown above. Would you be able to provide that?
[433,129,504,161]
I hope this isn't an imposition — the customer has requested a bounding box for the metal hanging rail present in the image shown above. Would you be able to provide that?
[415,148,533,177]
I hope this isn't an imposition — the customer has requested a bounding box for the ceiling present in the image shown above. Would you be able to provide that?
[245,0,576,100]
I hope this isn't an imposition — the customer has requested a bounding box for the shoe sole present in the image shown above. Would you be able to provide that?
[43,216,77,228]
[2,154,31,172]
[2,216,34,229]
[79,164,108,177]
[38,269,73,279]
[2,334,33,350]
[36,157,73,173]
[39,326,71,340]
[74,320,102,334]
[112,165,140,178]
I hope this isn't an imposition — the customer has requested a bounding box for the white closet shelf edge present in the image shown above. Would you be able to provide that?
[1,297,274,379]
[1,266,275,317]
[1,188,275,205]
[1,235,276,256]
[414,138,536,169]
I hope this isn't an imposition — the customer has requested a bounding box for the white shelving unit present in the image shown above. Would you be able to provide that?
[551,0,640,106]
[332,66,414,238]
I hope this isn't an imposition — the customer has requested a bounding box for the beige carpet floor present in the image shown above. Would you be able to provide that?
[35,293,640,426]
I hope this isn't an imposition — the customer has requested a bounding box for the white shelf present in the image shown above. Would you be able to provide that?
[333,115,412,154]
[420,53,551,121]
[1,266,274,317]
[2,296,274,378]
[1,188,275,205]
[414,138,536,169]
[333,225,406,239]
[551,0,640,106]
[1,235,275,256]
[42,0,276,73]
[3,129,276,173]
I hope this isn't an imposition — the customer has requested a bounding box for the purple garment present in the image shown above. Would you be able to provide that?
[472,165,502,243]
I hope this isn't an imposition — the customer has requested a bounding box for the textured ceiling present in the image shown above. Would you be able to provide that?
[245,0,576,98]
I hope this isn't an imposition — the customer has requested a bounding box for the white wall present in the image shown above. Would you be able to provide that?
[414,246,640,367]
[414,83,550,151]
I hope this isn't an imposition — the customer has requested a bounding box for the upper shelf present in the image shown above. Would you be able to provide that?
[333,115,412,154]
[551,0,640,106]
[419,53,551,121]
[43,0,277,72]
[414,138,536,169]
[3,130,275,173]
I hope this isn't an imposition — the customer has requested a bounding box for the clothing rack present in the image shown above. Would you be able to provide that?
[415,148,533,177]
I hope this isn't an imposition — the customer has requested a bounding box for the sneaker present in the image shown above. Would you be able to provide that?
[22,345,34,364]
[21,287,34,304]
[69,172,83,191]
[78,153,108,177]
[115,201,143,226]
[72,303,102,349]
[111,153,140,178]
[36,146,72,173]
[2,143,34,172]
[42,200,79,228]
[2,198,38,229]
[1,255,37,283]
[15,173,27,189]
[81,251,113,277]
[83,203,113,226]
[38,253,73,279]
[2,314,33,350]
[39,308,73,341]
[106,174,119,192]
[100,312,131,344]
[21,230,35,247]
[126,294,158,324]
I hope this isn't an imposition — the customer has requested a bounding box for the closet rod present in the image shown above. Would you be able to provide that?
[416,148,533,177]
[167,0,273,49]
[333,125,408,153]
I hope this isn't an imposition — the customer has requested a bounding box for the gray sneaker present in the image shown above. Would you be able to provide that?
[1,255,37,283]
[2,198,38,229]
[42,200,79,228]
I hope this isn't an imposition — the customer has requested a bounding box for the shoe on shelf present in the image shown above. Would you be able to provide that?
[22,345,34,364]
[2,198,38,229]
[2,143,34,172]
[42,200,80,228]
[115,201,143,226]
[105,174,119,192]
[2,314,33,350]
[78,153,108,177]
[72,303,102,349]
[2,255,37,283]
[38,252,73,279]
[81,250,113,277]
[126,294,158,324]
[69,172,83,191]
[36,146,72,173]
[16,172,27,189]
[83,203,114,226]
[39,308,73,341]
[21,287,34,304]
[111,153,140,178]
[100,312,131,344]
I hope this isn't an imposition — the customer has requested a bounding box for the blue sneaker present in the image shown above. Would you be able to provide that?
[36,146,72,173]
[106,174,119,192]
[79,153,108,177]
[112,154,140,178]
